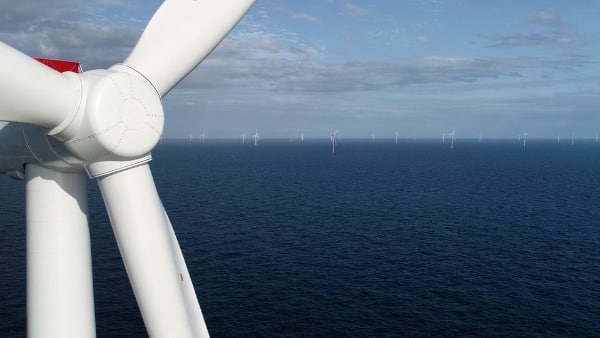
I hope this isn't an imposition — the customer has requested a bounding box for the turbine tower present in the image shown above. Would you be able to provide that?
[0,1,255,337]
[442,131,446,144]
[448,129,456,150]
[395,130,399,144]
[253,129,259,146]
[242,131,246,144]
[301,132,304,142]
[522,131,528,148]
[330,130,340,154]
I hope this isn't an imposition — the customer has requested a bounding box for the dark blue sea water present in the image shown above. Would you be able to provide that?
[2,139,600,337]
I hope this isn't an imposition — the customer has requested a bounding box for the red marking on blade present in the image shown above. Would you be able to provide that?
[180,273,184,282]
[34,58,82,73]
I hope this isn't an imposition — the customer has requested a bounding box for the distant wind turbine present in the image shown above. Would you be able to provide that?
[571,132,575,145]
[448,129,455,150]
[253,129,259,146]
[301,132,304,142]
[188,133,192,143]
[442,132,446,144]
[330,130,339,154]
[241,131,246,144]
[395,131,399,144]
[201,131,205,142]
[522,131,528,148]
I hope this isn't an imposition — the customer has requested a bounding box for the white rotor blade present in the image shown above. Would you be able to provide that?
[25,164,95,338]
[97,163,208,338]
[0,42,81,128]
[121,0,255,97]
[162,206,209,335]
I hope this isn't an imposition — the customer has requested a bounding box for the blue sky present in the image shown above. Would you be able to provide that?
[1,0,599,139]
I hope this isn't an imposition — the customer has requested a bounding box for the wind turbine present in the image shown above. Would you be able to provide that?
[330,130,340,154]
[301,132,304,142]
[448,129,455,150]
[0,1,255,337]
[253,129,259,146]
[395,130,399,144]
[522,131,528,148]
[241,131,246,144]
[201,131,205,142]
[442,131,446,144]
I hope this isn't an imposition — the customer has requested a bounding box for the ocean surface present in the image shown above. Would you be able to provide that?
[2,139,600,337]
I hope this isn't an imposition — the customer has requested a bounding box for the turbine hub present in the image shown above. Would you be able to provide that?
[51,68,164,164]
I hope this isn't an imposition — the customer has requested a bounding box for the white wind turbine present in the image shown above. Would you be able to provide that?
[395,130,399,144]
[442,131,446,144]
[448,129,456,150]
[301,132,304,142]
[253,129,259,146]
[0,1,255,337]
[571,132,575,145]
[330,130,340,154]
[202,131,205,142]
[242,131,246,144]
[522,131,528,148]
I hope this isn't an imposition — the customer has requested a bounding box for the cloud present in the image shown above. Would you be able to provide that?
[486,32,576,49]
[179,28,553,95]
[343,3,371,17]
[0,0,142,68]
[485,10,581,49]
[286,10,321,23]
[527,10,562,27]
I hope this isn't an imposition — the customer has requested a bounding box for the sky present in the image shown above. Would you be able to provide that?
[1,0,599,139]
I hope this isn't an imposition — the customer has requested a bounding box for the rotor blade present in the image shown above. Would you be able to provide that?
[0,42,81,128]
[120,0,255,97]
[25,164,95,338]
[96,163,208,337]
[162,205,209,335]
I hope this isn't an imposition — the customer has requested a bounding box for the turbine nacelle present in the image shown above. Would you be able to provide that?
[1,63,164,178]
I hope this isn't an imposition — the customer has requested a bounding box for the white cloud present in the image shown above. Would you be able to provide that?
[343,3,371,17]
[486,10,582,49]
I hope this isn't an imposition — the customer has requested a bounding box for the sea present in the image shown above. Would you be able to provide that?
[1,139,600,337]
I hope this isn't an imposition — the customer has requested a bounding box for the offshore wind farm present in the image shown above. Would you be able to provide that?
[2,1,600,337]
